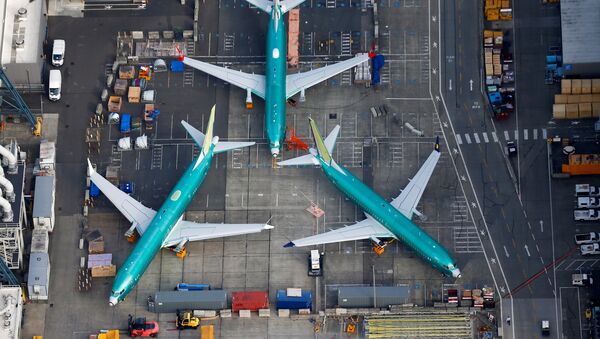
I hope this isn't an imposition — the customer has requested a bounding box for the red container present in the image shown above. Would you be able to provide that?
[231,291,269,312]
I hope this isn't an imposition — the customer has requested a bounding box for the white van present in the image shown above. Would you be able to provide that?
[51,39,65,67]
[48,70,62,101]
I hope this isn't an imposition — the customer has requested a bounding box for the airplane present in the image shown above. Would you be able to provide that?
[278,118,461,278]
[88,106,274,306]
[178,0,369,158]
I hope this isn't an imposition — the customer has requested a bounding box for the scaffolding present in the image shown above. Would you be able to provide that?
[0,69,36,128]
[0,161,26,270]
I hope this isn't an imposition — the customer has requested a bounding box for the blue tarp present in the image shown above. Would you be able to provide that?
[176,283,211,291]
[89,182,100,197]
[488,92,502,105]
[120,114,131,133]
[170,61,184,73]
[372,54,385,84]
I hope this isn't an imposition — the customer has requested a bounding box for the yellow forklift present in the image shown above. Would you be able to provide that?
[176,310,200,330]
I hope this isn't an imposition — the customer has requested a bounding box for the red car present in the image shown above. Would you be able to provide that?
[128,315,159,337]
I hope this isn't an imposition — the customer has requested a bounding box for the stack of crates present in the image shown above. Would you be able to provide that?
[553,79,600,119]
[485,0,512,21]
[483,31,503,77]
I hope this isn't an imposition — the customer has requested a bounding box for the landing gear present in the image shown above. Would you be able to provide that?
[372,239,394,255]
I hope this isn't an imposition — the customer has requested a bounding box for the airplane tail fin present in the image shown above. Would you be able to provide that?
[278,120,340,167]
[244,0,306,13]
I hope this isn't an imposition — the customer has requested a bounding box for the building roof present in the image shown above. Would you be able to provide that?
[32,176,55,218]
[0,286,23,339]
[27,252,49,287]
[561,0,600,65]
[0,0,44,65]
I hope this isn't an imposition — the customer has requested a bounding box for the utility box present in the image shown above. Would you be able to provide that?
[28,252,50,301]
[148,290,227,313]
[33,176,55,232]
[31,229,49,253]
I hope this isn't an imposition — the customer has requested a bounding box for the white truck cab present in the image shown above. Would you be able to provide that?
[578,197,600,208]
[574,209,600,221]
[48,70,62,101]
[308,250,323,276]
[572,273,593,286]
[575,232,600,245]
[581,243,600,256]
[575,184,600,197]
[52,39,65,67]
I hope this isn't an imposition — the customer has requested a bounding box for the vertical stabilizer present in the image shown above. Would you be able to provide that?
[202,105,216,155]
[309,117,332,164]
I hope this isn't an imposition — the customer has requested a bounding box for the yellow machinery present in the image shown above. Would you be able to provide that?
[139,66,152,80]
[201,325,214,339]
[97,330,119,339]
[33,117,42,136]
[176,310,200,330]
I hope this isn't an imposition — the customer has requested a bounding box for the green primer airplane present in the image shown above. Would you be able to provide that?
[88,106,273,306]
[179,0,369,157]
[279,118,461,278]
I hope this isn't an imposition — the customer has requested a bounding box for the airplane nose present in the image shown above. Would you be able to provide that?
[271,148,279,157]
[452,268,462,278]
[109,296,118,306]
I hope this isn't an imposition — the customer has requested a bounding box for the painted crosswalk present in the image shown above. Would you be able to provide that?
[455,129,547,145]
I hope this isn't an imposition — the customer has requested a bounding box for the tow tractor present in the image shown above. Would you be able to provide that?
[128,315,159,337]
[176,310,201,330]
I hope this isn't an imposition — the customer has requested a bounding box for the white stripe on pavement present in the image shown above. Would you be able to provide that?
[474,133,480,143]
[482,132,489,143]
[514,130,519,140]
[542,128,547,139]
[504,130,509,141]
[492,131,499,142]
[456,134,463,144]
[533,129,538,140]
[465,134,472,144]
[523,129,528,140]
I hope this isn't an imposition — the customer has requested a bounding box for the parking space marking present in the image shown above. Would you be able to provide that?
[491,131,498,142]
[523,129,528,140]
[455,134,462,145]
[533,129,538,140]
[542,128,548,139]
[504,130,509,141]
[482,132,489,143]
[464,134,471,144]
[473,133,480,144]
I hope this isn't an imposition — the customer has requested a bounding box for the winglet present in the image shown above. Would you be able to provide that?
[434,136,440,153]
[283,241,295,248]
[176,45,184,61]
[87,158,95,177]
[309,117,332,163]
[264,224,275,230]
[202,105,216,155]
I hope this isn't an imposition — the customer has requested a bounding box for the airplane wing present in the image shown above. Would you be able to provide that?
[284,217,394,247]
[390,145,441,219]
[182,57,266,99]
[88,160,156,235]
[162,220,273,248]
[285,53,369,99]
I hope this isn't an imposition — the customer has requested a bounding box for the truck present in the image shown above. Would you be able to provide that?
[578,197,600,208]
[308,250,323,276]
[572,273,593,286]
[575,232,600,245]
[575,184,600,197]
[574,209,600,221]
[581,243,600,256]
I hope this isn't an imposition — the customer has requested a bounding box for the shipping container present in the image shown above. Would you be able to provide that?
[337,286,410,308]
[148,290,227,313]
[31,229,49,253]
[231,291,269,312]
[276,289,312,310]
[28,252,50,301]
[33,176,55,232]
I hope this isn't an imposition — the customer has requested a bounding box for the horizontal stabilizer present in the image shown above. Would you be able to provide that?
[181,120,205,148]
[278,153,318,166]
[163,221,274,247]
[214,141,255,154]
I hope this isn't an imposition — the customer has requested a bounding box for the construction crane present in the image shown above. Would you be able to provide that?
[0,69,36,129]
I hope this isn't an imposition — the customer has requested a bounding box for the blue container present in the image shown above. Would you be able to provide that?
[176,283,211,291]
[371,54,385,85]
[89,182,100,197]
[488,92,502,105]
[120,114,131,133]
[276,289,312,310]
[170,61,184,73]
[119,182,133,194]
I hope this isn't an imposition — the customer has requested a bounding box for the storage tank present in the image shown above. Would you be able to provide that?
[276,289,312,310]
[337,286,410,308]
[148,290,227,313]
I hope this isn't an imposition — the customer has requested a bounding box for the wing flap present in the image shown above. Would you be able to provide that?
[182,57,266,99]
[285,54,369,99]
[285,218,393,247]
[163,220,272,248]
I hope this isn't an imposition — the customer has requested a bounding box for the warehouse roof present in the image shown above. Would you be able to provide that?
[0,0,44,65]
[561,0,600,65]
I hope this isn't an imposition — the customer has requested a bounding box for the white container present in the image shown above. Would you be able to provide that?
[33,176,55,232]
[278,309,290,317]
[258,309,270,317]
[31,229,49,253]
[239,310,251,318]
[286,288,302,297]
[28,252,50,301]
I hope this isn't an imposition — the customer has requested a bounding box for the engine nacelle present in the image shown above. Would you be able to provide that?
[246,88,253,109]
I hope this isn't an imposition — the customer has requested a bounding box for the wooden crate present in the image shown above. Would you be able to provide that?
[561,79,571,94]
[592,79,600,94]
[581,79,592,94]
[593,103,600,117]
[579,103,592,118]
[571,79,582,94]
[128,86,141,103]
[554,94,568,104]
[566,104,579,119]
[567,95,580,104]
[91,265,116,278]
[552,104,566,119]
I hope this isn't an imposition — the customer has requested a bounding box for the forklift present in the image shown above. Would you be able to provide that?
[128,315,159,337]
[176,310,201,330]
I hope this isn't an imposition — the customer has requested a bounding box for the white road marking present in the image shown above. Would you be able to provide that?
[524,245,531,257]
[482,132,489,143]
[456,134,463,144]
[523,129,528,140]
[492,131,498,142]
[504,130,509,141]
[473,133,480,143]
[465,134,472,144]
[533,129,538,140]
[542,128,547,139]
[514,130,519,140]
[504,246,510,258]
